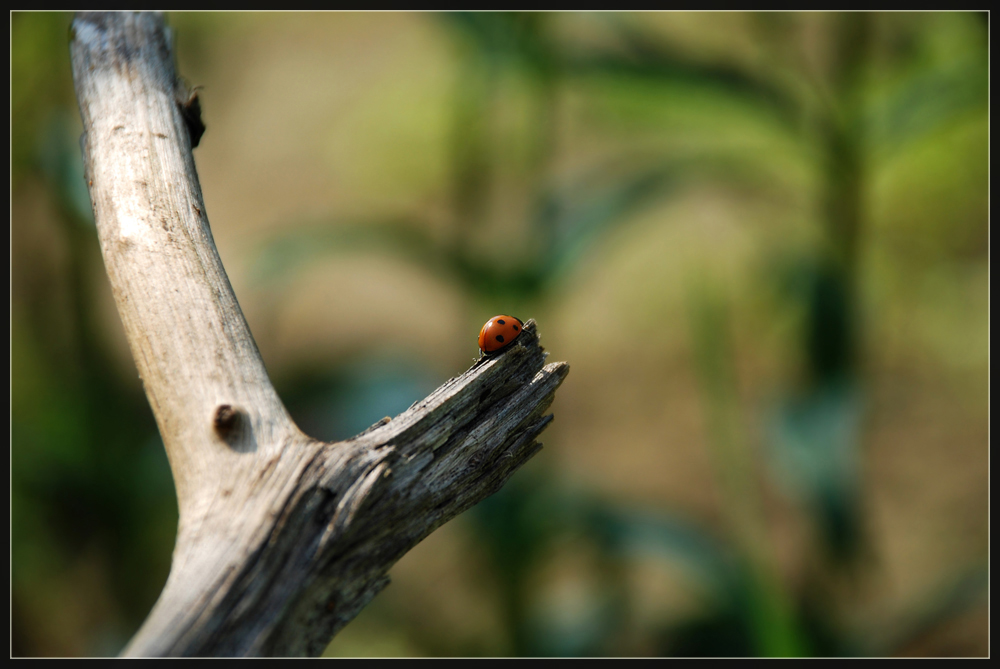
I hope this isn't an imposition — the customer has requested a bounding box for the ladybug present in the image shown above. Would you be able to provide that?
[478,315,523,355]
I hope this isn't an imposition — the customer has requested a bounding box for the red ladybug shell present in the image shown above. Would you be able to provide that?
[478,315,523,353]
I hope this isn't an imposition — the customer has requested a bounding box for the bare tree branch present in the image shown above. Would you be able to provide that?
[69,12,568,657]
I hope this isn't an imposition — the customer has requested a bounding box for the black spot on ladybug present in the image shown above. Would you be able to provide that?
[495,334,505,343]
[497,319,506,325]
[513,325,519,331]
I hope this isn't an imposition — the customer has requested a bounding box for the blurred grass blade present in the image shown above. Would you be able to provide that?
[867,32,987,156]
[687,278,808,657]
[536,162,680,284]
[250,217,445,287]
[565,14,800,129]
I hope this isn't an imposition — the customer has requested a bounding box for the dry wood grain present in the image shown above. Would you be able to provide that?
[70,11,568,657]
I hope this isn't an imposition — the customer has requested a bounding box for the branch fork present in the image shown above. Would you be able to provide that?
[70,12,567,656]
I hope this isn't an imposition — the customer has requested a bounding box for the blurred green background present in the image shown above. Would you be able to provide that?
[11,12,988,657]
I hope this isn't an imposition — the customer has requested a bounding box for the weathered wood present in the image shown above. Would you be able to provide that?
[70,12,568,657]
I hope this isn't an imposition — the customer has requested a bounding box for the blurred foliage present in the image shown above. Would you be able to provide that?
[11,11,988,657]
[12,12,176,655]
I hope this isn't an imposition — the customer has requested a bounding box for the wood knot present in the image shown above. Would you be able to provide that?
[213,404,244,443]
